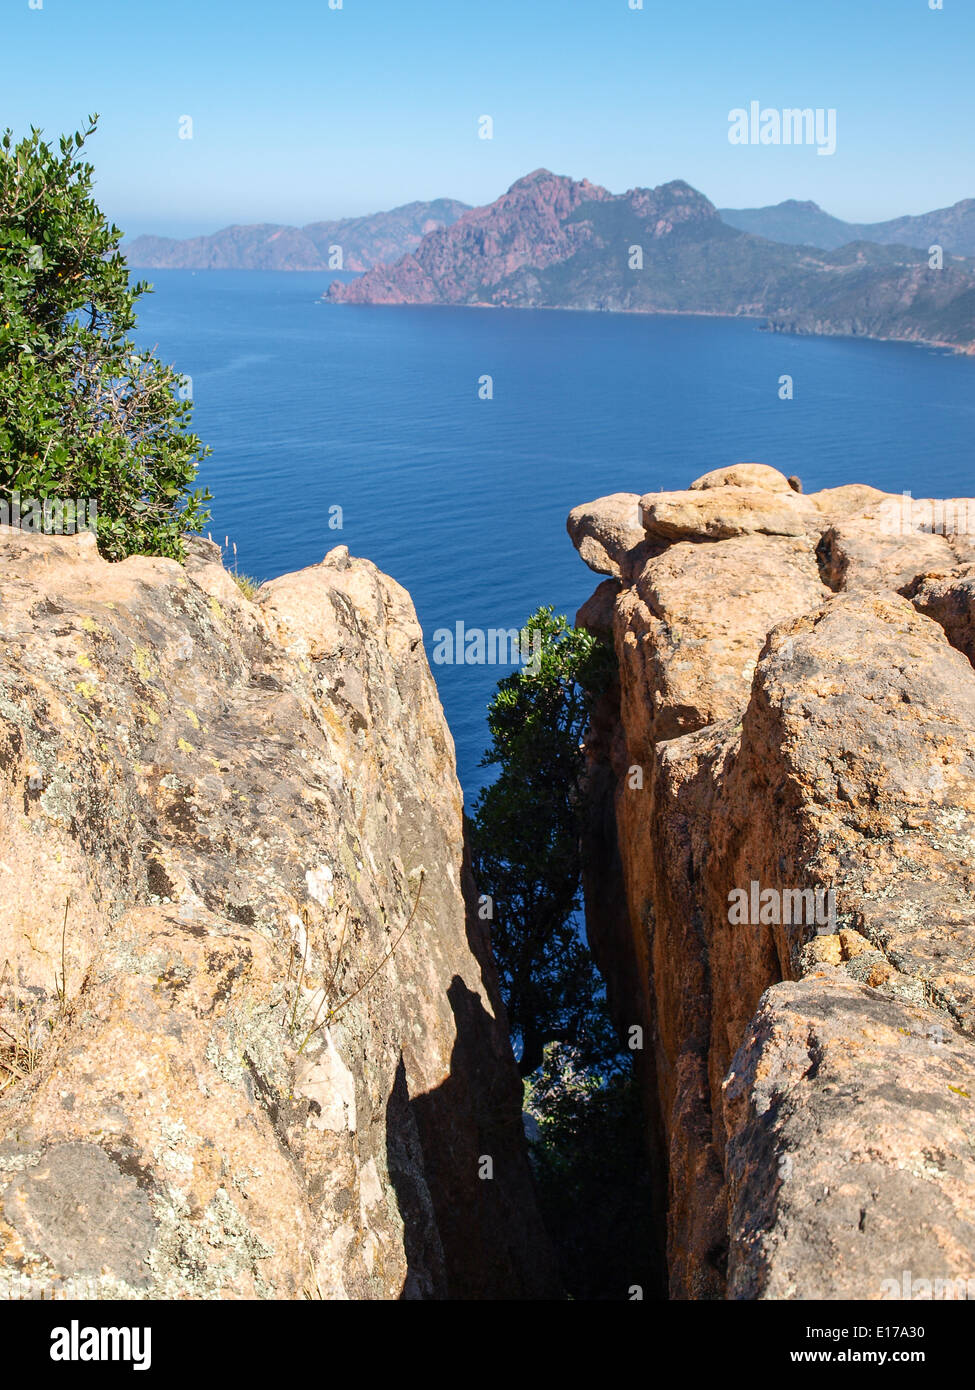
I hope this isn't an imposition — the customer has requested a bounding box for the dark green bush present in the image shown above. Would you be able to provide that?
[0,116,210,560]
[469,608,615,1078]
[470,609,661,1298]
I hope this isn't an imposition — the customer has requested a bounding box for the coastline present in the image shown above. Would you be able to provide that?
[320,293,975,356]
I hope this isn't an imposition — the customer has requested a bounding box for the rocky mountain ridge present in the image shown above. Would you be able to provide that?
[126,199,471,272]
[327,171,975,352]
[720,196,975,257]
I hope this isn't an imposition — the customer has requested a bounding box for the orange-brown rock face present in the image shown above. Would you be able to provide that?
[571,467,975,1299]
[0,531,557,1300]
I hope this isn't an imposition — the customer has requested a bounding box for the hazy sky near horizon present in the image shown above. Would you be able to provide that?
[5,0,973,238]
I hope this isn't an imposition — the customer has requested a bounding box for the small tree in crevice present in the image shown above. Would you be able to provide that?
[469,607,615,1078]
[469,606,658,1299]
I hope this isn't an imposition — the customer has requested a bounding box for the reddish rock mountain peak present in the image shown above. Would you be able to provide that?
[329,168,615,305]
[325,172,722,309]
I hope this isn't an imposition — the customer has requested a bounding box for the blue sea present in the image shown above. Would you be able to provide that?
[133,270,975,803]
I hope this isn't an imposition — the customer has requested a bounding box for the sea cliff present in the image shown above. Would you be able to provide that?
[570,465,975,1298]
[0,528,557,1299]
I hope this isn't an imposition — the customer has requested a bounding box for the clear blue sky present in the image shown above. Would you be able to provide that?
[5,0,973,237]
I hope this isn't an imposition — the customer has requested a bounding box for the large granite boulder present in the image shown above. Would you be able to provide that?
[0,527,557,1300]
[569,466,975,1300]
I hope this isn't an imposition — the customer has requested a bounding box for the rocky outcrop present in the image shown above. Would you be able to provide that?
[0,529,557,1300]
[911,567,975,666]
[566,493,649,580]
[725,971,975,1301]
[640,485,821,543]
[571,466,975,1299]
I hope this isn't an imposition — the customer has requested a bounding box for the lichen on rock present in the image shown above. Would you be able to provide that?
[571,464,975,1299]
[0,526,557,1300]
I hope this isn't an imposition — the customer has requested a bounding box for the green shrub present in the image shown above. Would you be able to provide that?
[0,116,211,560]
[471,611,661,1298]
[469,607,615,1077]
